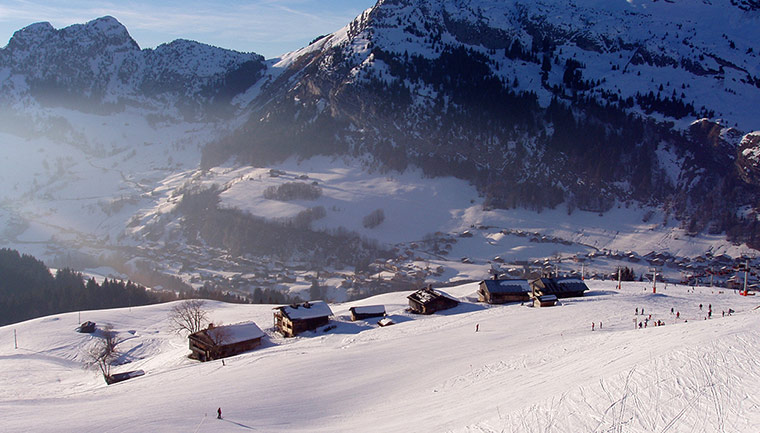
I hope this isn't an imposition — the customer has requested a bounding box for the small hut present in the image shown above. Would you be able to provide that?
[478,278,530,304]
[533,294,558,308]
[377,317,395,327]
[188,321,265,362]
[407,287,459,314]
[76,321,96,333]
[530,278,588,299]
[274,300,333,337]
[349,305,386,321]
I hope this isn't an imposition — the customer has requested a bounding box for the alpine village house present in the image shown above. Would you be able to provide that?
[274,300,333,337]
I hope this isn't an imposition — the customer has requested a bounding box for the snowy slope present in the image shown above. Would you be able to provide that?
[1,280,759,432]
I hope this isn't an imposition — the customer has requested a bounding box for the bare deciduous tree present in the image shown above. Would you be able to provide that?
[206,322,230,346]
[169,299,209,335]
[86,324,121,383]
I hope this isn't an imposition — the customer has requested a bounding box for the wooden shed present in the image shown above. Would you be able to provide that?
[407,287,459,314]
[349,305,386,321]
[188,321,265,362]
[274,300,333,337]
[478,278,531,304]
[530,278,589,299]
[533,294,558,308]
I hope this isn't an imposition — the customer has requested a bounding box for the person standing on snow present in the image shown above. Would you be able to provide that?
[217,408,222,420]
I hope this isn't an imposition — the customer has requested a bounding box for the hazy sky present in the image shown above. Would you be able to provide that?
[0,0,377,58]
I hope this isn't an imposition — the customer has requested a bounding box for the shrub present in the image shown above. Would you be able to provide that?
[363,208,385,229]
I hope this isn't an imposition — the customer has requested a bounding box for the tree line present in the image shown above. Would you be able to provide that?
[0,248,300,327]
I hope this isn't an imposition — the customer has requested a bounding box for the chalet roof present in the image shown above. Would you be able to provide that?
[407,287,458,305]
[276,300,333,320]
[481,279,530,294]
[349,305,386,315]
[555,278,589,293]
[206,321,264,345]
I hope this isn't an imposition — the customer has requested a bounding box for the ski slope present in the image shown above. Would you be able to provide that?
[1,280,759,432]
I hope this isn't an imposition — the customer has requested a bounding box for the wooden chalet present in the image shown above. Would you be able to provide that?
[274,300,333,337]
[407,287,459,314]
[188,321,265,362]
[530,278,589,299]
[533,294,558,308]
[349,305,386,321]
[478,278,531,304]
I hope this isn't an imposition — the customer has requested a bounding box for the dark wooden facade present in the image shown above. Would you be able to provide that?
[530,278,589,299]
[274,301,333,337]
[407,287,459,314]
[533,294,558,308]
[349,305,386,321]
[189,322,264,362]
[478,279,531,304]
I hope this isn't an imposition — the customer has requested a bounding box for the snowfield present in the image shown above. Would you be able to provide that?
[2,280,759,432]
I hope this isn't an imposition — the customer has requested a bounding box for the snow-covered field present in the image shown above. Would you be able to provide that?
[2,280,759,432]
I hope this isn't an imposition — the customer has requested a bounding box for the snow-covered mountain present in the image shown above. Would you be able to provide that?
[2,281,760,432]
[0,16,265,118]
[207,0,760,240]
[2,2,760,300]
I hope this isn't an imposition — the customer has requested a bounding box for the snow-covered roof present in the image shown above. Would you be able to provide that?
[206,321,264,345]
[349,305,386,315]
[408,288,459,305]
[277,301,333,320]
[555,279,589,292]
[481,279,531,294]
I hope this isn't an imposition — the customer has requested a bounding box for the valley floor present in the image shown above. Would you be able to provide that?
[1,281,759,432]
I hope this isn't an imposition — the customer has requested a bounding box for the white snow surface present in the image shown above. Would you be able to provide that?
[2,281,760,432]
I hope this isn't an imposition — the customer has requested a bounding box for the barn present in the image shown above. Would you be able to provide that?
[274,300,333,337]
[478,278,531,304]
[530,278,589,299]
[349,305,386,321]
[407,287,459,314]
[188,321,265,362]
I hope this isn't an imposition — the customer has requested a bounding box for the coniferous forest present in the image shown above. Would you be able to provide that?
[0,248,300,326]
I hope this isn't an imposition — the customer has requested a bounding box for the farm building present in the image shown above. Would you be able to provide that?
[407,287,459,314]
[478,278,531,304]
[349,305,386,321]
[274,300,333,337]
[533,294,558,308]
[530,278,589,299]
[188,321,265,362]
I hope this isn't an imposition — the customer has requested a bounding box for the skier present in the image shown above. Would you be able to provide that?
[635,307,638,315]
[671,307,674,315]
[592,322,595,331]
[599,321,603,330]
[699,303,703,311]
[641,307,645,315]
[476,323,479,332]
[217,408,222,420]
[676,311,680,319]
